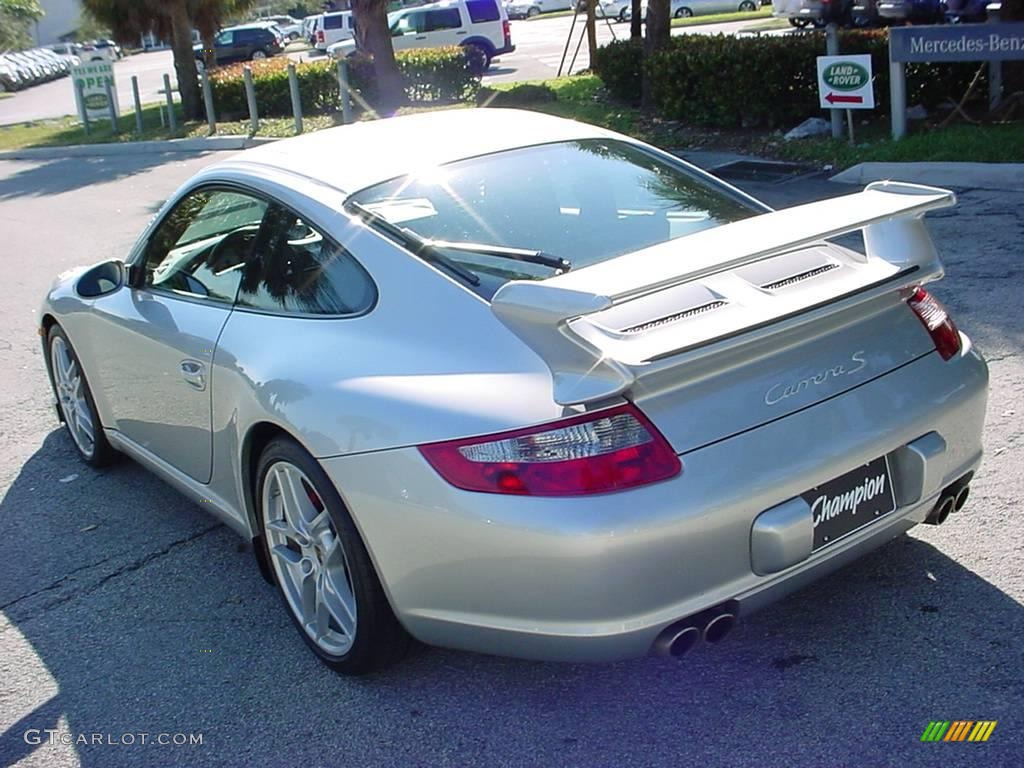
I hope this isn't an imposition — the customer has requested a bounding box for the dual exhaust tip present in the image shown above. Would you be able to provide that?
[653,606,736,659]
[924,474,972,526]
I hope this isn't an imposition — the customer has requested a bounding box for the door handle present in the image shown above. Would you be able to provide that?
[180,360,207,391]
[456,30,467,34]
[415,35,426,39]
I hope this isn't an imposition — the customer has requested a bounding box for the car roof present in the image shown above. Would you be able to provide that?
[221,109,614,195]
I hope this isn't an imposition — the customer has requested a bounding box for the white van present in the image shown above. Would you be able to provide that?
[313,11,357,51]
[329,0,513,72]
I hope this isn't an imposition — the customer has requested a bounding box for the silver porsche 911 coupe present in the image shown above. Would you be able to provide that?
[40,109,988,674]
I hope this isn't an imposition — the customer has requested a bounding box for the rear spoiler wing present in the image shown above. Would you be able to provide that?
[491,181,956,406]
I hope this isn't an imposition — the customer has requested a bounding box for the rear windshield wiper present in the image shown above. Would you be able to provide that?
[346,202,481,287]
[422,239,571,274]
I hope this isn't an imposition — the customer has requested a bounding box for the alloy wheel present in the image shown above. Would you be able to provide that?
[263,461,357,656]
[50,335,95,459]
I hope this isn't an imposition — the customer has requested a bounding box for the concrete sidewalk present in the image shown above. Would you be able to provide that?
[831,162,1024,191]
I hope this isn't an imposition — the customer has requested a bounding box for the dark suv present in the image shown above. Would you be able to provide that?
[194,23,284,64]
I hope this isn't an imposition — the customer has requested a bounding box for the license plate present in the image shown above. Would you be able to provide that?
[803,456,897,551]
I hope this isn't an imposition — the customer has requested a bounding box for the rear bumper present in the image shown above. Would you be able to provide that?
[322,340,988,662]
[494,43,516,55]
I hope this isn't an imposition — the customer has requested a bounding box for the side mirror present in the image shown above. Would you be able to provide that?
[75,259,127,298]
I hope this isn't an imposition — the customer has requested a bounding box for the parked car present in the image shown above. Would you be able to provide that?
[40,108,987,674]
[772,0,860,26]
[303,14,320,45]
[877,0,945,23]
[329,0,514,73]
[193,22,285,63]
[260,14,304,40]
[607,0,758,22]
[311,11,357,52]
[504,0,573,18]
[0,56,22,91]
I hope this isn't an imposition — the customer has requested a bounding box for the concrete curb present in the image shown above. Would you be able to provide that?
[0,135,279,161]
[830,162,1024,191]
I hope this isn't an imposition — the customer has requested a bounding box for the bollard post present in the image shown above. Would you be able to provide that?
[336,58,352,125]
[76,78,90,135]
[105,80,119,134]
[288,61,303,134]
[826,23,843,140]
[889,54,906,140]
[243,65,259,135]
[131,75,143,135]
[163,73,177,133]
[200,66,217,134]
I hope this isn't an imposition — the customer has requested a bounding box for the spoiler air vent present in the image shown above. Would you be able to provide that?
[761,262,840,291]
[622,300,727,334]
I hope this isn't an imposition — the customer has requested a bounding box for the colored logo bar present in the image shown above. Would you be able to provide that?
[921,721,997,742]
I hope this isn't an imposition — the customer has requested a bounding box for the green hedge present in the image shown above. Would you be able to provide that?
[208,47,479,119]
[594,31,985,129]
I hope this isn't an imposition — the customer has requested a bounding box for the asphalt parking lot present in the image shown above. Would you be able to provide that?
[0,150,1021,768]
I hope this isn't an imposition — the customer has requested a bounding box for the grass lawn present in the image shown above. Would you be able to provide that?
[672,7,770,26]
[777,120,1024,166]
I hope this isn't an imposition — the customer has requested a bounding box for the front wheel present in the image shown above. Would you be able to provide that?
[257,437,410,674]
[789,17,811,27]
[738,0,757,9]
[47,325,115,467]
[527,5,541,15]
[675,7,694,17]
[251,48,268,60]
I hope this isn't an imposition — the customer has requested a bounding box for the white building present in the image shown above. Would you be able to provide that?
[33,0,83,46]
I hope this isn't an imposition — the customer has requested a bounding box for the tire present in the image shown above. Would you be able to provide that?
[251,48,268,60]
[811,16,827,27]
[527,5,541,15]
[257,437,410,674]
[675,7,694,17]
[618,8,629,21]
[739,0,756,9]
[789,17,811,27]
[463,43,491,75]
[46,325,116,468]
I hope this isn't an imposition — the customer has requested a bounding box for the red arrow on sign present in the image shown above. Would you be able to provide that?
[825,92,863,105]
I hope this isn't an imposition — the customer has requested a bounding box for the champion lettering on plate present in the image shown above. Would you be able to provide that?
[812,472,887,529]
[802,456,897,550]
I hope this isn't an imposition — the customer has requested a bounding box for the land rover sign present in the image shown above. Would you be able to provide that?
[817,54,874,110]
[71,61,119,122]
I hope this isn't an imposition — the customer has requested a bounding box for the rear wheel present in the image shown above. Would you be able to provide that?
[251,48,268,60]
[463,43,491,75]
[675,7,694,17]
[789,16,811,26]
[739,0,757,9]
[47,325,115,467]
[257,437,409,674]
[527,5,541,15]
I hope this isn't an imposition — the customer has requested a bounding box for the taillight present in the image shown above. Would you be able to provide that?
[418,404,681,496]
[317,30,325,43]
[908,286,961,361]
[503,19,511,44]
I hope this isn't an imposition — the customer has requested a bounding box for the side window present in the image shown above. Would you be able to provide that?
[424,8,462,31]
[216,30,234,45]
[237,204,375,316]
[324,14,344,29]
[467,0,500,22]
[395,12,422,33]
[143,189,269,303]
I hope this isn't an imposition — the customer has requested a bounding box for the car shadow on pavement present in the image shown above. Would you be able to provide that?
[0,153,214,202]
[0,429,1022,766]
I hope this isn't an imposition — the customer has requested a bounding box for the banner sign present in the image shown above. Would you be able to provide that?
[890,23,1024,63]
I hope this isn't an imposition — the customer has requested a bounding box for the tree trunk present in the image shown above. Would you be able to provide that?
[168,0,202,121]
[630,0,643,39]
[586,0,597,65]
[642,0,670,109]
[352,0,405,114]
[202,30,218,70]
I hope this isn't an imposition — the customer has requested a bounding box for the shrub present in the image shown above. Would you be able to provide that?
[208,47,478,120]
[595,31,985,129]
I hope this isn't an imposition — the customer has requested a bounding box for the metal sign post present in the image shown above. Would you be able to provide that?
[825,24,843,140]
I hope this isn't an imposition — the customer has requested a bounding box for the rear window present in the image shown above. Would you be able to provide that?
[467,0,501,22]
[349,140,758,299]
